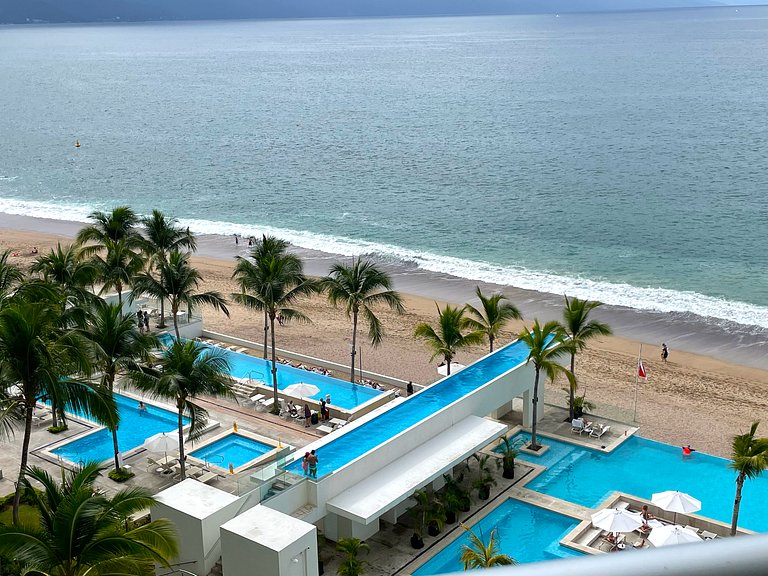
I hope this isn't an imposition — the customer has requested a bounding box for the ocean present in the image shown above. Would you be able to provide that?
[1,7,768,364]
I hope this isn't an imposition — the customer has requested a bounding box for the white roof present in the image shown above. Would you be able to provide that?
[220,504,315,551]
[154,478,239,520]
[326,416,507,524]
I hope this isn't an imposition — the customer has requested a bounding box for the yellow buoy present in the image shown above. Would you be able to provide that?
[233,421,238,432]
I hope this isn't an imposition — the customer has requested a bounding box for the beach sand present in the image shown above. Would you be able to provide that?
[2,222,767,457]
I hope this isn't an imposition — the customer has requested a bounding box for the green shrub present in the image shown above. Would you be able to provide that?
[47,424,69,434]
[108,468,135,483]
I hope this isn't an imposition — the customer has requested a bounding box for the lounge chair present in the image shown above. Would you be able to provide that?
[196,471,221,484]
[147,457,176,474]
[590,424,611,438]
[701,530,718,540]
[570,419,586,434]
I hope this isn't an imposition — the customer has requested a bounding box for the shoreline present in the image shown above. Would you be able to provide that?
[3,210,768,370]
[2,211,768,457]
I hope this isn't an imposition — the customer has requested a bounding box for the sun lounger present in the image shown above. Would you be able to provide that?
[316,425,334,434]
[570,419,585,434]
[249,393,265,403]
[700,530,718,540]
[196,471,221,484]
[590,424,611,438]
[260,397,275,410]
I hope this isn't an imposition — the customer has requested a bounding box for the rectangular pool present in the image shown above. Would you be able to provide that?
[216,349,383,410]
[413,499,582,575]
[190,433,274,469]
[51,393,187,464]
[509,432,768,532]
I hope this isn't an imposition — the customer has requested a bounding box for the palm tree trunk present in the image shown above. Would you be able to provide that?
[270,313,279,414]
[263,309,268,360]
[530,368,540,450]
[568,353,576,421]
[731,474,744,536]
[158,297,166,328]
[13,404,34,524]
[350,309,358,383]
[112,429,121,471]
[177,398,186,481]
[447,357,452,376]
[117,283,123,317]
[172,302,180,340]
[489,335,494,353]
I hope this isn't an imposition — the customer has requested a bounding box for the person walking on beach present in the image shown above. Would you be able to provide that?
[137,312,144,334]
[661,343,669,363]
[234,234,239,245]
[144,310,150,332]
[307,449,318,478]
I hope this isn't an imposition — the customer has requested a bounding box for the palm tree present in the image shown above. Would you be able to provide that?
[335,538,370,576]
[76,206,143,251]
[0,293,117,524]
[459,523,515,570]
[518,320,574,450]
[141,209,197,328]
[231,248,316,412]
[81,300,159,472]
[131,339,234,480]
[414,304,484,376]
[560,296,612,420]
[321,258,404,382]
[0,462,179,575]
[463,286,522,353]
[0,248,24,301]
[729,421,768,536]
[133,250,230,339]
[30,243,98,306]
[92,238,144,312]
[233,235,290,360]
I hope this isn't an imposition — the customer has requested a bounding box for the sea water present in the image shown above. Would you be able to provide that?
[1,8,768,329]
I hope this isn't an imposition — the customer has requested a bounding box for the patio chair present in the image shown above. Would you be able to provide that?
[196,471,221,484]
[570,419,586,434]
[590,424,611,438]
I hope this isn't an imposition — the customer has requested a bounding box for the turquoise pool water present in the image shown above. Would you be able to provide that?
[159,336,383,410]
[508,432,768,532]
[286,338,533,477]
[219,349,382,410]
[51,393,187,464]
[190,433,273,468]
[413,499,582,575]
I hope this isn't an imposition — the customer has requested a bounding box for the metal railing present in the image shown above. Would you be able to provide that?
[440,534,768,576]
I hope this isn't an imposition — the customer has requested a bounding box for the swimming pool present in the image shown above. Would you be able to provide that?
[51,393,188,464]
[190,433,274,469]
[286,337,533,478]
[508,432,768,532]
[219,349,382,410]
[413,499,582,575]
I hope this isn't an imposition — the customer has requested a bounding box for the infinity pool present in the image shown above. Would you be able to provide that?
[286,337,533,477]
[190,433,273,468]
[51,393,187,464]
[413,499,582,575]
[509,432,768,532]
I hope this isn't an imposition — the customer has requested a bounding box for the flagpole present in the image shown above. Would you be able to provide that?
[633,343,642,422]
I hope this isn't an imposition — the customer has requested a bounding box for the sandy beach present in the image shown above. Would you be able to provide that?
[2,218,767,457]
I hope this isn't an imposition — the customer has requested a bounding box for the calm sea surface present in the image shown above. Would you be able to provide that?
[1,8,767,329]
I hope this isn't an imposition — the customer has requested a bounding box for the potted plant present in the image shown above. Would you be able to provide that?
[426,494,447,536]
[440,474,466,524]
[472,454,497,501]
[496,435,519,479]
[409,489,430,549]
[571,394,596,419]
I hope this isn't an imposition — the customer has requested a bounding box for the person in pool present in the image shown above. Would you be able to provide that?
[682,444,696,456]
[138,401,147,415]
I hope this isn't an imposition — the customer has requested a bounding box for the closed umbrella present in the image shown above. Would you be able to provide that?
[648,524,702,547]
[283,382,320,399]
[143,432,179,460]
[652,491,701,524]
[591,507,644,533]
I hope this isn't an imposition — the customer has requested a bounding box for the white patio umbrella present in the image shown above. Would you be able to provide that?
[143,432,179,460]
[648,524,702,547]
[652,490,702,524]
[591,508,644,533]
[283,382,320,399]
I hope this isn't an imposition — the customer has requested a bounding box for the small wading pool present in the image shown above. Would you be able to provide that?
[413,498,582,575]
[190,433,276,470]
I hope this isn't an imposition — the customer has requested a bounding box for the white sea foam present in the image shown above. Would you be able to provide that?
[2,196,768,330]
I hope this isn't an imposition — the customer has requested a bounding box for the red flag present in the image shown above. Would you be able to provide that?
[638,361,647,379]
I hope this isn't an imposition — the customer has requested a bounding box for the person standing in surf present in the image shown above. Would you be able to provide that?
[661,343,669,363]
